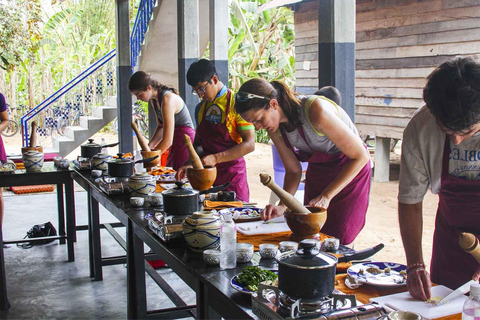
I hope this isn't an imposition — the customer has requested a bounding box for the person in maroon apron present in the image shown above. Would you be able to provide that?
[176,59,255,202]
[398,57,480,301]
[235,78,371,245]
[128,71,195,171]
[0,93,9,230]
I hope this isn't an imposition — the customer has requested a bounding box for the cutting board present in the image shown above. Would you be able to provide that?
[371,285,465,319]
[236,219,290,235]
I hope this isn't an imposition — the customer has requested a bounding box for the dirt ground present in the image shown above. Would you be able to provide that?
[4,133,439,266]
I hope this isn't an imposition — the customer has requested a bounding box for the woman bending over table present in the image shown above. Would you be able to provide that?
[235,79,372,245]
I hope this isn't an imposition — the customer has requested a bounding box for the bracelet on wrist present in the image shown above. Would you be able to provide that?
[406,262,426,274]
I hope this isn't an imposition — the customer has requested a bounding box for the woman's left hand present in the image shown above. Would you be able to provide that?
[308,195,331,209]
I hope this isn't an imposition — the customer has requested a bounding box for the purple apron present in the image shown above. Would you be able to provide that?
[195,89,249,202]
[0,135,6,162]
[430,138,480,289]
[280,125,371,245]
[166,125,195,171]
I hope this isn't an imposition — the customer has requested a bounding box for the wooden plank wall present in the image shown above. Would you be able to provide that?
[294,0,480,139]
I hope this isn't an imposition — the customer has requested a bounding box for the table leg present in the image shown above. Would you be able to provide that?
[89,187,102,281]
[198,281,221,320]
[127,219,147,320]
[56,184,66,245]
[0,222,10,311]
[64,180,75,262]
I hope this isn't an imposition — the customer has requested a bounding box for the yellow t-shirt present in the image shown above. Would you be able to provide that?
[196,87,254,144]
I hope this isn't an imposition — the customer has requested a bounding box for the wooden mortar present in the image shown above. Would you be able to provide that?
[459,232,480,264]
[187,165,217,191]
[184,134,203,169]
[284,206,327,242]
[259,173,309,213]
[141,150,161,170]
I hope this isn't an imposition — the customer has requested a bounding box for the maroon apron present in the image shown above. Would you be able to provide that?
[430,138,480,289]
[280,125,371,245]
[167,125,195,171]
[195,89,249,202]
[0,135,6,162]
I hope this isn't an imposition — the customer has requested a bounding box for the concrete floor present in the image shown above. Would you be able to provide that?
[0,190,196,319]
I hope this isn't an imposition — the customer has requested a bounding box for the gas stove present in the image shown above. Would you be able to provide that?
[252,284,386,320]
[98,176,130,195]
[146,210,186,242]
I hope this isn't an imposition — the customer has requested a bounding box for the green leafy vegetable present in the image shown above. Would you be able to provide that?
[236,266,277,292]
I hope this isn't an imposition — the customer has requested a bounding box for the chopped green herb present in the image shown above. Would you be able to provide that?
[236,266,277,292]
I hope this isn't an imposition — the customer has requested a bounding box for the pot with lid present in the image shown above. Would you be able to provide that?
[276,239,337,300]
[162,181,199,215]
[81,139,119,159]
[107,153,158,177]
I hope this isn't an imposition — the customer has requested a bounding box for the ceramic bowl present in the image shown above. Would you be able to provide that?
[259,243,278,259]
[91,169,103,178]
[186,166,217,191]
[128,172,156,196]
[130,196,145,207]
[323,238,340,252]
[203,249,221,266]
[148,193,163,206]
[91,153,112,171]
[236,243,254,263]
[22,151,44,172]
[182,211,221,253]
[284,206,327,242]
[279,241,298,253]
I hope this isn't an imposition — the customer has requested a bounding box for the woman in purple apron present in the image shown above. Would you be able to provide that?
[0,93,8,228]
[128,71,195,171]
[235,79,371,245]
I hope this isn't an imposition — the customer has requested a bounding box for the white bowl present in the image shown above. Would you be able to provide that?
[323,238,340,252]
[91,169,102,177]
[279,241,298,253]
[148,193,163,206]
[236,243,254,263]
[130,196,144,207]
[203,249,221,265]
[259,243,278,259]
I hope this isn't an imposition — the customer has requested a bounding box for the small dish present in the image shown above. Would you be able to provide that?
[347,262,407,287]
[324,238,340,252]
[236,243,254,263]
[148,193,163,206]
[259,243,278,259]
[91,169,103,177]
[130,196,144,207]
[279,241,298,253]
[203,249,221,266]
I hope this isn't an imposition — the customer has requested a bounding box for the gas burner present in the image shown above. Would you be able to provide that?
[278,292,335,315]
[146,211,187,242]
[98,176,130,195]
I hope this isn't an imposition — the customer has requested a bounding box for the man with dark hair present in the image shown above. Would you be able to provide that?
[399,56,480,300]
[314,86,342,107]
[176,59,255,202]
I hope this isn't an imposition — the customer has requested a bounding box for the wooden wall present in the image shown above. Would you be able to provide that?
[293,0,480,139]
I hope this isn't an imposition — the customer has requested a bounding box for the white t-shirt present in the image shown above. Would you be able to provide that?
[399,105,480,204]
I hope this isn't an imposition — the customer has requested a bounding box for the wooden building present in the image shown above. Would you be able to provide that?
[289,0,480,181]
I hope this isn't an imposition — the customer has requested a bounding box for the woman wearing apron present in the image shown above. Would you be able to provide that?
[128,71,195,171]
[235,78,371,245]
[0,93,9,230]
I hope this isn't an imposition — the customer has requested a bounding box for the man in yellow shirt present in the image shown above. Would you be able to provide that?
[176,59,255,202]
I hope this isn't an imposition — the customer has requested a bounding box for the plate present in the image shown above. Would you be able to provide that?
[347,262,407,287]
[219,207,263,223]
[231,275,253,294]
[155,173,176,184]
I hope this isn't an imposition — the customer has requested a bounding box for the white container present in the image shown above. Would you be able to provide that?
[259,243,278,259]
[148,193,163,206]
[462,283,480,320]
[220,214,237,269]
[182,211,221,253]
[130,196,144,207]
[91,153,112,171]
[22,151,44,172]
[236,243,254,263]
[203,249,221,265]
[128,172,156,196]
[279,241,298,253]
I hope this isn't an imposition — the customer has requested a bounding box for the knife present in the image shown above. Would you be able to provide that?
[337,243,385,263]
[435,279,476,305]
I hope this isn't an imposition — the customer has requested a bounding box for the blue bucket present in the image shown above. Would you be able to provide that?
[272,144,307,190]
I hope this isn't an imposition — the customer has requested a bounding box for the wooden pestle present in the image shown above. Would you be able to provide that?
[183,134,204,169]
[30,121,38,148]
[459,232,480,264]
[259,173,309,213]
[131,121,151,151]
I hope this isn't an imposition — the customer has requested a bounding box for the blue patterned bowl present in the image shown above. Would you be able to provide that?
[128,172,156,196]
[22,151,44,172]
[91,153,112,171]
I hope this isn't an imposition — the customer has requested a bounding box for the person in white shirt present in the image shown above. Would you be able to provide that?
[399,56,480,300]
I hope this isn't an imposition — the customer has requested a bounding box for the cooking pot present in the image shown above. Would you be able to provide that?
[276,239,337,299]
[162,181,199,215]
[107,153,158,177]
[81,139,119,159]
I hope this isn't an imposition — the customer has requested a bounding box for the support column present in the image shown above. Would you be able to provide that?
[209,0,229,84]
[374,137,391,183]
[178,0,200,118]
[115,0,133,153]
[318,0,356,121]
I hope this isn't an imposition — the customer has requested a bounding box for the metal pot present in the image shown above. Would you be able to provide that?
[81,139,119,159]
[107,153,158,177]
[162,181,199,215]
[276,239,338,300]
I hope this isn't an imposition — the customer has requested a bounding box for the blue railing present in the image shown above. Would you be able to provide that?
[21,0,158,147]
